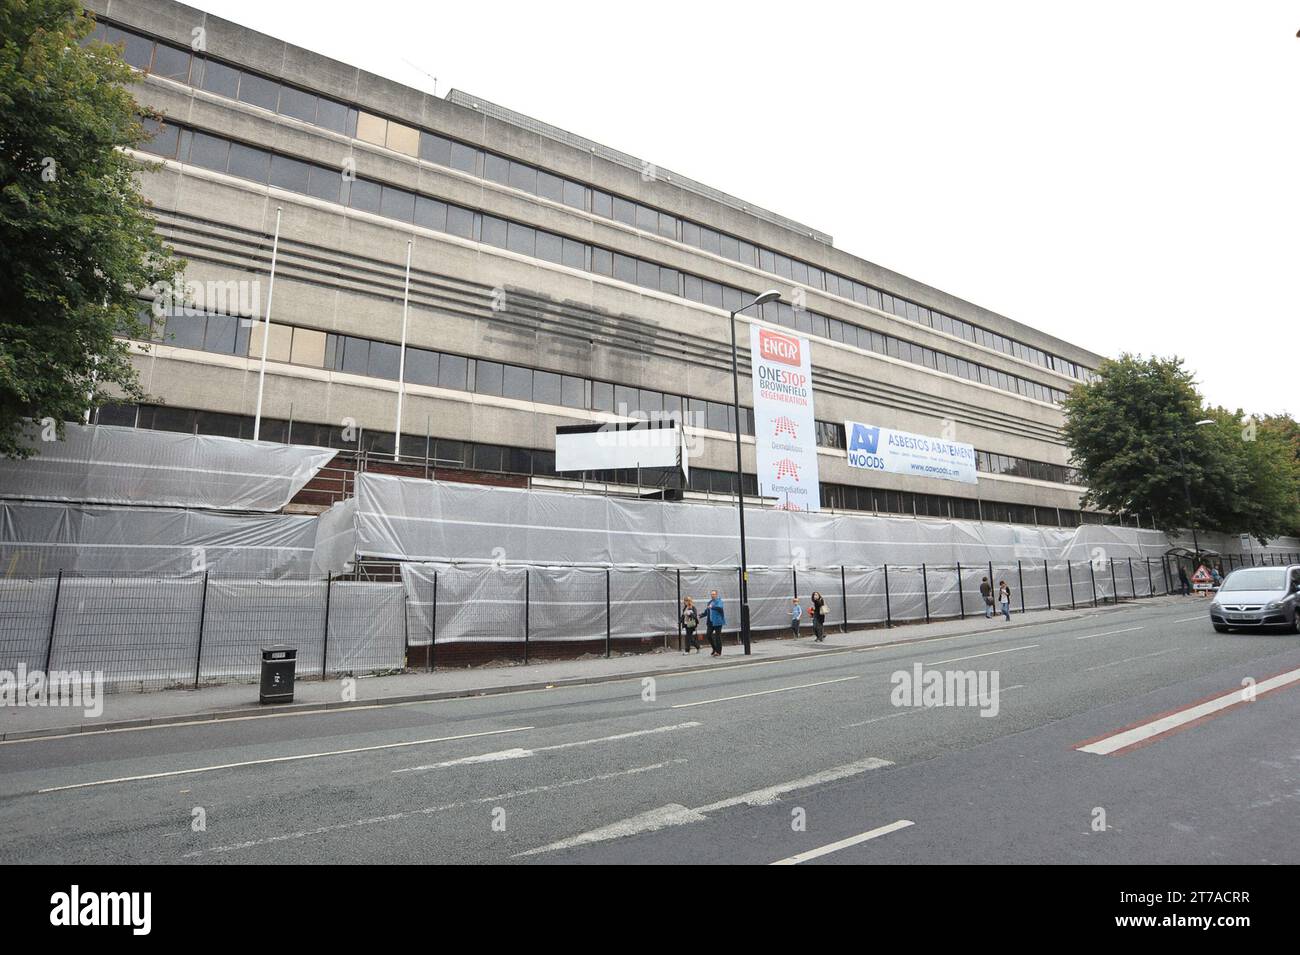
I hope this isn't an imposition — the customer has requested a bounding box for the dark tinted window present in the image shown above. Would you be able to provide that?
[414,196,448,232]
[438,353,468,390]
[480,215,508,248]
[446,205,475,239]
[368,341,401,380]
[347,178,382,213]
[474,360,503,396]
[533,370,561,406]
[419,132,453,166]
[227,143,271,182]
[380,186,415,222]
[201,59,240,98]
[139,118,179,157]
[449,141,478,174]
[150,43,191,81]
[404,348,438,386]
[269,155,312,193]
[305,165,343,202]
[502,364,533,400]
[188,132,229,172]
[237,72,280,111]
[278,86,318,123]
[315,99,353,135]
[483,153,510,185]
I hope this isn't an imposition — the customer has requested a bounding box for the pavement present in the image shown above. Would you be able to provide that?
[0,599,1139,740]
[2,594,1298,865]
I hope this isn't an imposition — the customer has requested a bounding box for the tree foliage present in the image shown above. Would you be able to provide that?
[1062,354,1300,542]
[0,0,181,456]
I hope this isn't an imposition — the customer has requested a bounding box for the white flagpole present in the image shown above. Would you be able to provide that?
[394,238,413,462]
[252,206,283,441]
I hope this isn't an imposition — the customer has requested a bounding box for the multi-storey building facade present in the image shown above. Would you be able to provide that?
[85,0,1110,529]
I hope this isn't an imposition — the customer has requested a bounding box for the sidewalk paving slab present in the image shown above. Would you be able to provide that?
[0,597,1185,741]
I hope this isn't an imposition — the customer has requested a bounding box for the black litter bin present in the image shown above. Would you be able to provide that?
[259,646,297,704]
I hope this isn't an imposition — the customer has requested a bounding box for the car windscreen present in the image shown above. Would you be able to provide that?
[1220,569,1286,591]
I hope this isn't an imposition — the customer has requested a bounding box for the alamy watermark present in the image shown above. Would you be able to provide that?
[890,664,1000,717]
[0,666,104,718]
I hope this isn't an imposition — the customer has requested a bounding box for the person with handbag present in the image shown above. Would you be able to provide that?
[997,580,1012,622]
[681,597,700,653]
[810,591,828,642]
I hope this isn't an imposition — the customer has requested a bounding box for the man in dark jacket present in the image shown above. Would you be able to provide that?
[979,577,993,619]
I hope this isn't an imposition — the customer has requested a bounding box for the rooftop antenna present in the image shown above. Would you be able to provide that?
[401,58,438,96]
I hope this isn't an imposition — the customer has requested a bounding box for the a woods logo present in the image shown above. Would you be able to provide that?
[758,329,801,367]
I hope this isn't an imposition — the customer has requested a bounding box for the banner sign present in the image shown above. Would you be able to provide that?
[844,420,977,485]
[750,326,820,511]
[555,420,686,476]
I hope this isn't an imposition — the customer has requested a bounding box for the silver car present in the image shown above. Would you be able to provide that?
[1209,565,1300,633]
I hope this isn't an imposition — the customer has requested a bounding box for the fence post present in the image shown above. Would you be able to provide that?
[883,564,892,627]
[921,563,930,623]
[792,565,799,604]
[675,568,682,652]
[43,569,64,674]
[321,572,333,680]
[429,570,437,672]
[605,568,611,659]
[1044,560,1051,610]
[1017,560,1025,614]
[524,569,530,665]
[1089,559,1098,607]
[1145,558,1153,597]
[193,570,209,689]
[840,565,848,632]
[1110,559,1119,603]
[1128,558,1137,599]
[957,561,965,619]
[1066,561,1076,609]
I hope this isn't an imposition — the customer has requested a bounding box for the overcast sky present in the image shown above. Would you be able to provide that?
[190,0,1298,417]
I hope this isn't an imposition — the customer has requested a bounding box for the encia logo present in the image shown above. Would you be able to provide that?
[50,886,151,936]
[759,329,801,367]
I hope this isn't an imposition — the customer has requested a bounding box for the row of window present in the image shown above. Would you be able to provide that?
[94,402,1107,527]
[136,120,1071,406]
[93,16,1092,383]
[137,306,1081,486]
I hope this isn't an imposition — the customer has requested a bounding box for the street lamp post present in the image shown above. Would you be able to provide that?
[728,290,782,655]
[1177,418,1216,558]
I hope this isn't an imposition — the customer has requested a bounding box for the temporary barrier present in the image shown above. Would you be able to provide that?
[0,421,333,511]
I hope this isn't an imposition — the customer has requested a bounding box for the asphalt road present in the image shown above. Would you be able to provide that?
[2,598,1297,864]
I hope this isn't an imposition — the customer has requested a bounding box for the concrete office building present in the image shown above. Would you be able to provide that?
[83,0,1111,530]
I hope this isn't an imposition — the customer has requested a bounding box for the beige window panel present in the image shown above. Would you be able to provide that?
[385,121,419,157]
[355,111,387,147]
[289,327,327,367]
[248,322,293,363]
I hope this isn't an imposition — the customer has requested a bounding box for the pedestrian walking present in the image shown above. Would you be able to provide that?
[997,580,1012,622]
[1178,565,1191,596]
[789,598,802,639]
[979,576,994,619]
[704,590,725,656]
[811,591,828,641]
[681,597,700,653]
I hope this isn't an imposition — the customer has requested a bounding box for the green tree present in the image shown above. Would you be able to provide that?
[0,0,181,457]
[1063,355,1300,542]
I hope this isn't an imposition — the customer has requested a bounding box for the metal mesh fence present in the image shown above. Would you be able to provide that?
[0,558,1185,690]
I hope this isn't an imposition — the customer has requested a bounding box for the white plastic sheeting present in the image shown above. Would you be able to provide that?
[0,576,406,690]
[0,499,319,578]
[311,498,358,577]
[358,473,1173,569]
[402,564,686,646]
[0,422,335,512]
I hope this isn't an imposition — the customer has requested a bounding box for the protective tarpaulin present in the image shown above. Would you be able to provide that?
[358,473,1176,569]
[0,499,318,578]
[0,421,334,512]
[311,498,357,577]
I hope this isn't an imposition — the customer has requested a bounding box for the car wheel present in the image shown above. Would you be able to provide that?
[1292,613,1300,635]
[1213,624,1231,633]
